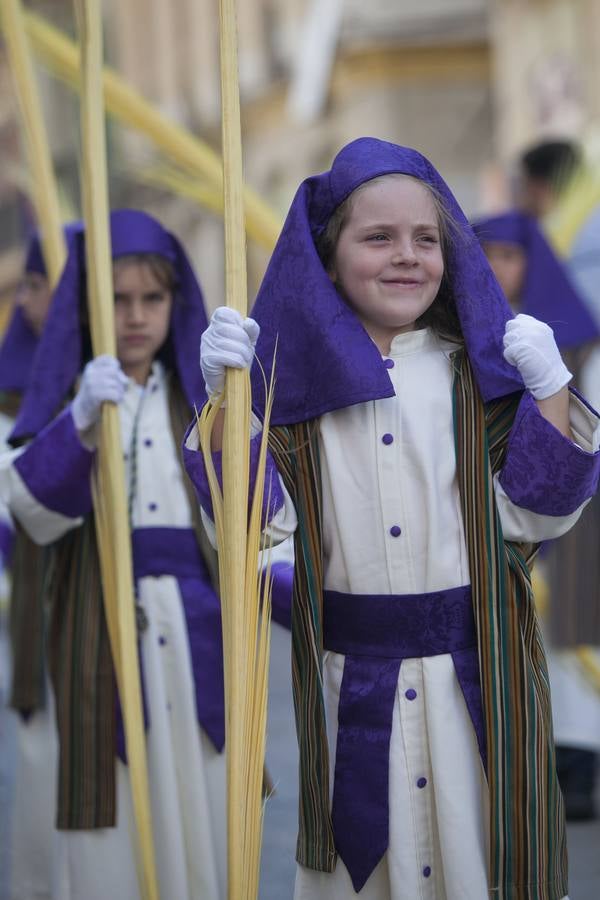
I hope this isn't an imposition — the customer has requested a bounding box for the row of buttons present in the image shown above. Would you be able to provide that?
[124,436,159,512]
[403,687,432,881]
[381,367,401,539]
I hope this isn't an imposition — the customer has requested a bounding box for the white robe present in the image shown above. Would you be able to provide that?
[2,362,226,900]
[256,329,597,900]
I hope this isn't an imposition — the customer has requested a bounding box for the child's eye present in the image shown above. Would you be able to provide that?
[366,233,389,242]
[417,234,438,244]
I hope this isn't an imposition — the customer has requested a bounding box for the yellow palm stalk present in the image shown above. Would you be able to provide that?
[1,0,65,284]
[545,165,600,257]
[73,1,158,897]
[576,647,600,694]
[136,163,228,224]
[196,1,274,896]
[6,8,282,252]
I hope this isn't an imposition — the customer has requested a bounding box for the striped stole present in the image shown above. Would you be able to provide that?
[268,422,337,872]
[49,516,116,828]
[9,527,51,716]
[270,351,568,898]
[453,350,567,899]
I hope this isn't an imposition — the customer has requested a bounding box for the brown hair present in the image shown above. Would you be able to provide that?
[112,253,176,292]
[314,173,463,341]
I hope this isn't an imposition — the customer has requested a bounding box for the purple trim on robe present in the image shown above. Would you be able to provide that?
[14,408,94,519]
[182,416,284,525]
[499,390,600,516]
[270,561,293,630]
[0,519,15,565]
[115,527,225,761]
[323,585,482,894]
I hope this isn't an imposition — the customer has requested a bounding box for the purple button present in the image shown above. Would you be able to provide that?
[123,452,129,461]
[384,358,395,369]
[389,525,401,537]
[151,384,159,393]
[148,502,158,512]
[158,635,167,646]
[417,777,427,789]
[144,438,153,447]
[423,867,431,878]
[405,689,417,701]
[382,433,394,445]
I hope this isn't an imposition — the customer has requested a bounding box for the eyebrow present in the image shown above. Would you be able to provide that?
[356,221,440,232]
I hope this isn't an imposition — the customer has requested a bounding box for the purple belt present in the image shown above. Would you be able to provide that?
[116,527,225,761]
[323,585,484,893]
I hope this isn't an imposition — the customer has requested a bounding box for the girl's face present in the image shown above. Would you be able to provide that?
[113,260,173,384]
[16,272,51,336]
[482,241,526,310]
[329,176,444,353]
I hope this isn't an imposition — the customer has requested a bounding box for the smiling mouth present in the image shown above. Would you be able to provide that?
[381,279,423,286]
[123,335,149,343]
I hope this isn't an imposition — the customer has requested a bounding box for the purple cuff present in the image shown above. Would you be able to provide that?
[14,408,94,518]
[499,390,600,516]
[182,418,284,524]
[0,519,15,564]
[269,561,293,630]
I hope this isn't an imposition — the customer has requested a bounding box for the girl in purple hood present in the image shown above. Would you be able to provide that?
[185,139,600,899]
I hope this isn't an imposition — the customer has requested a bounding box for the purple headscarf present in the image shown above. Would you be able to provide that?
[472,210,599,349]
[0,223,81,395]
[250,137,524,425]
[11,209,208,442]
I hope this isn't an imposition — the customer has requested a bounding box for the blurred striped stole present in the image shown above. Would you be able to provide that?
[269,348,568,899]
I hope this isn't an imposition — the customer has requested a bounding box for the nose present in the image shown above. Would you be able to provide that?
[127,297,146,324]
[391,239,417,265]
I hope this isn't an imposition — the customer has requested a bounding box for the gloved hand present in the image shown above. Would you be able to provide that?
[71,355,129,432]
[503,314,572,400]
[200,307,260,399]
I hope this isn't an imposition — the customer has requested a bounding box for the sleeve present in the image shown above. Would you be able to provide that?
[495,389,600,542]
[262,536,294,631]
[0,413,17,564]
[183,411,298,550]
[0,408,95,545]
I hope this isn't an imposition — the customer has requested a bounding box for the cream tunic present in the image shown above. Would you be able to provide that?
[2,363,226,900]
[262,329,597,900]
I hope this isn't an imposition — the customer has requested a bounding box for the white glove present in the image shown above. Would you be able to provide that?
[200,307,260,399]
[71,355,129,432]
[502,314,572,400]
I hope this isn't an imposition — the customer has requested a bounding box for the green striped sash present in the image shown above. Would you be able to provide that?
[453,350,567,899]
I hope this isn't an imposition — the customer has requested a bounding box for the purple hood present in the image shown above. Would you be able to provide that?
[250,137,524,425]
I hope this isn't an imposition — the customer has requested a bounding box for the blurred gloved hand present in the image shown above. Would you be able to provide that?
[503,314,572,400]
[200,306,260,399]
[71,355,129,432]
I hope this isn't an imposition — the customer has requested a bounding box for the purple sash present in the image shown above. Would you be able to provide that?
[323,585,483,893]
[116,527,225,761]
